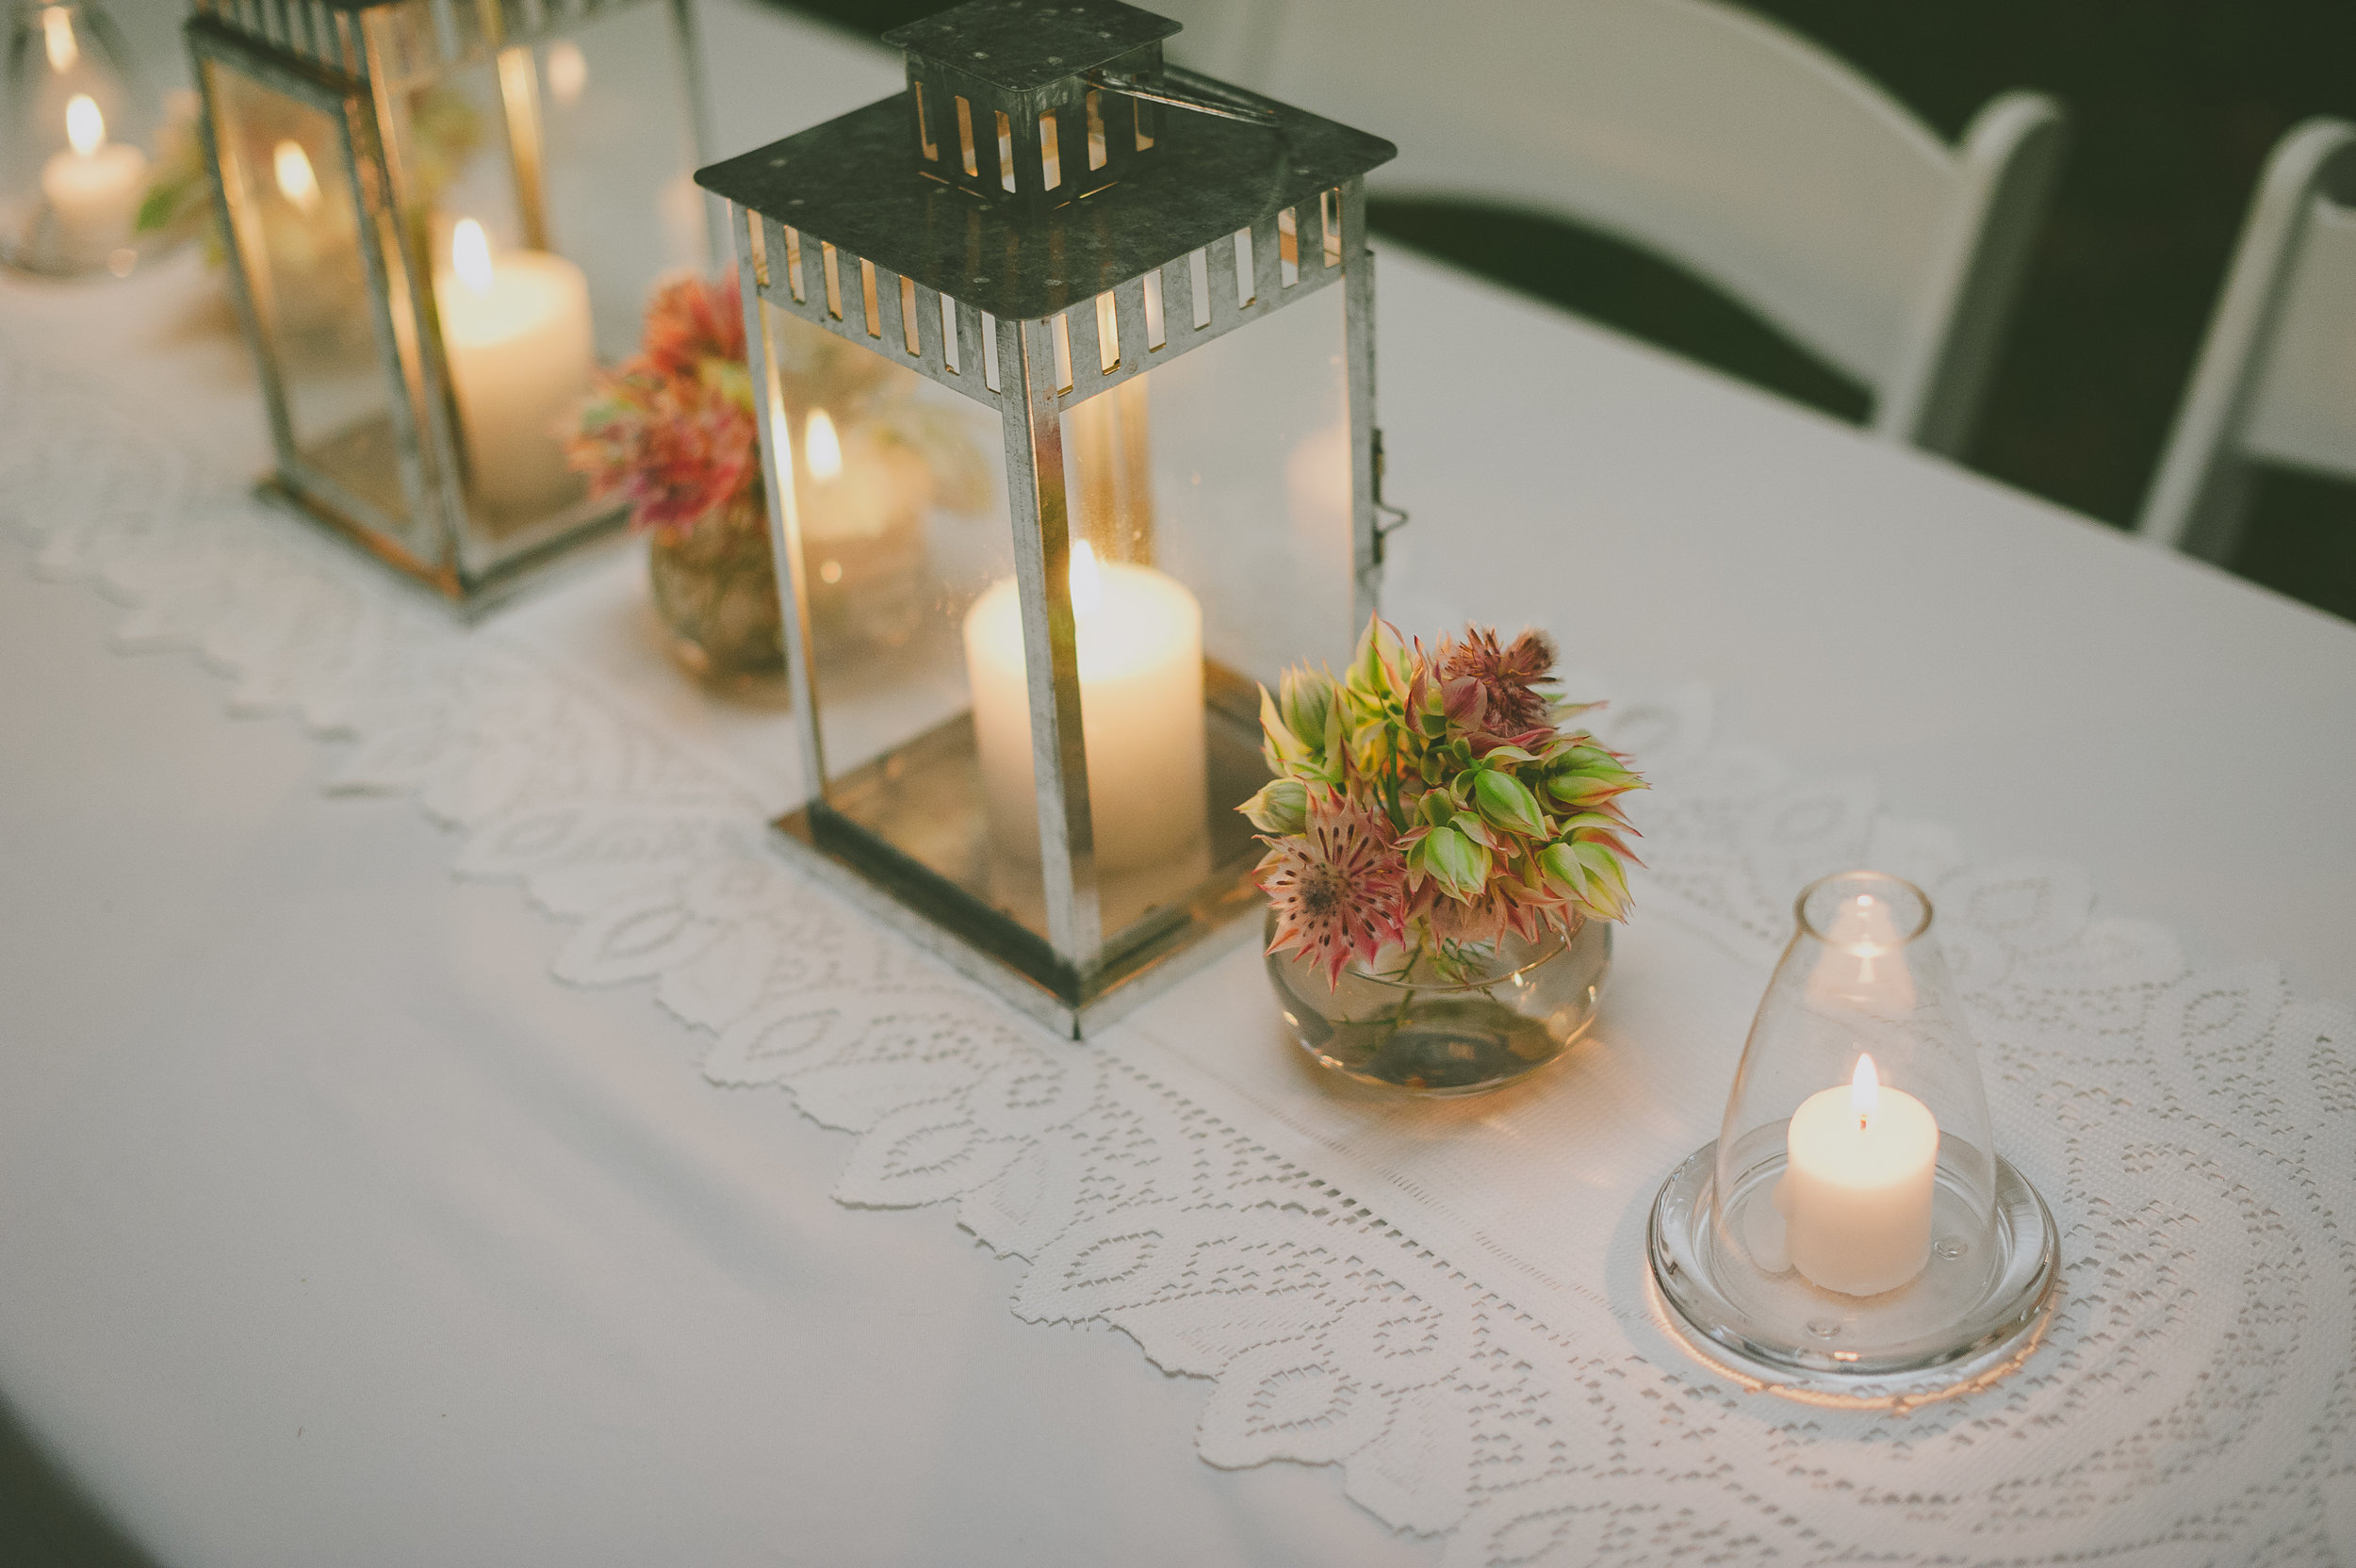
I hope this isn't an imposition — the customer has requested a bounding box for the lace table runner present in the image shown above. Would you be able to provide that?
[6,280,2351,1566]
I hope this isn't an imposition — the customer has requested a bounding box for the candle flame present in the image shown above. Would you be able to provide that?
[451,219,495,296]
[547,41,589,106]
[42,7,78,73]
[273,140,319,216]
[1850,1054,1880,1126]
[1069,538,1103,615]
[804,409,842,482]
[65,94,104,157]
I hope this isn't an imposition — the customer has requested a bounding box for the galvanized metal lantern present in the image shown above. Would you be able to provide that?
[188,0,715,606]
[697,0,1396,1034]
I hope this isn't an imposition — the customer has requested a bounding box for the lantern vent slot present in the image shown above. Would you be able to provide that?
[1039,114,1063,188]
[745,208,768,288]
[1094,292,1120,373]
[783,225,805,303]
[995,110,1016,192]
[1278,207,1300,287]
[1321,188,1343,267]
[1233,227,1255,305]
[1188,248,1211,329]
[914,81,938,161]
[821,241,843,318]
[1133,98,1153,151]
[941,294,962,372]
[981,311,1001,391]
[956,95,978,177]
[1052,313,1074,392]
[1085,89,1108,171]
[901,276,922,354]
[860,257,882,337]
[1142,270,1166,349]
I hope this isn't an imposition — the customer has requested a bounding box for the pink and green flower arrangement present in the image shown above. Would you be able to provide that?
[566,272,762,542]
[1245,618,1646,988]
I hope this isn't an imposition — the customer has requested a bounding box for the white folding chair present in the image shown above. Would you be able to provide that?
[1223,0,2067,457]
[2138,118,2356,562]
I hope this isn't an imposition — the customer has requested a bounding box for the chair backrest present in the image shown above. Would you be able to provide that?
[2140,119,2356,560]
[1222,0,2065,455]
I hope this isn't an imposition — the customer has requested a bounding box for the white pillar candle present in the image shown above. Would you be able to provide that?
[434,220,594,518]
[41,96,146,262]
[1783,1054,1939,1296]
[962,542,1205,874]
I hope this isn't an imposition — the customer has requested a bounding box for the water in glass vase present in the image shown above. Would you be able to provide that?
[1266,911,1612,1095]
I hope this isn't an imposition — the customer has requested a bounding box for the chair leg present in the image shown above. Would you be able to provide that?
[2175,456,2255,565]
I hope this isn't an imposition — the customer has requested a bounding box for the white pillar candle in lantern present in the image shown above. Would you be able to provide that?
[434,219,594,517]
[963,542,1206,873]
[1782,1054,1939,1296]
[41,95,146,260]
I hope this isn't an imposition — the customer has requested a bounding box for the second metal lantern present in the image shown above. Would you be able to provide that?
[188,0,716,608]
[697,0,1395,1035]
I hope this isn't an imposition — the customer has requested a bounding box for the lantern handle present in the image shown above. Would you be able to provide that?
[1085,68,1280,128]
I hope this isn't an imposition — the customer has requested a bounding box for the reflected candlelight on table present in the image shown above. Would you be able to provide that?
[434,218,594,517]
[1780,1053,1939,1296]
[963,540,1206,872]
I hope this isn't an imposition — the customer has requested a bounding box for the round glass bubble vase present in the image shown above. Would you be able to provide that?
[1648,871,2057,1391]
[646,498,786,681]
[1268,911,1611,1096]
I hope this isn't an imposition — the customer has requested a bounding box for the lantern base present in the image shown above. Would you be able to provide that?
[254,475,631,619]
[770,800,1265,1038]
[1647,1142,2058,1394]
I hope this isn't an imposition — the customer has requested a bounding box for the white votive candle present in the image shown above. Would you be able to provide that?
[434,220,594,518]
[41,95,145,262]
[1783,1054,1939,1296]
[963,542,1205,873]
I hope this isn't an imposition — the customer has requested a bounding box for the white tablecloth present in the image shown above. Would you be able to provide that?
[3,7,2353,1565]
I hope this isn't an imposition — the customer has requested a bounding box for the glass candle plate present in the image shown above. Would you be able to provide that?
[1648,1141,2059,1388]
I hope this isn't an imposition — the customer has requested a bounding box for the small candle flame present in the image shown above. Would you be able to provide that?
[42,7,78,73]
[1069,539,1103,616]
[65,94,104,157]
[547,41,589,106]
[1850,1054,1880,1127]
[804,409,842,482]
[273,140,319,216]
[451,219,495,296]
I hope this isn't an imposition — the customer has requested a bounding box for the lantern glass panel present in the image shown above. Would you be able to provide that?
[203,60,418,548]
[781,280,1352,961]
[190,0,712,603]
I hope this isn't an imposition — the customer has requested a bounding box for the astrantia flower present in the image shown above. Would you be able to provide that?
[1257,794,1409,988]
[640,272,744,381]
[567,368,757,540]
[1439,627,1559,743]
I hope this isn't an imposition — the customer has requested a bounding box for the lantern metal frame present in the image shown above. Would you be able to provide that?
[187,0,717,612]
[696,0,1396,1036]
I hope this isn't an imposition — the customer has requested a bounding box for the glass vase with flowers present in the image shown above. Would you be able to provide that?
[568,274,985,678]
[1250,619,1645,1094]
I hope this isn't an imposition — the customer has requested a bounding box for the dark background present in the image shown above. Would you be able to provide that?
[771,0,2356,622]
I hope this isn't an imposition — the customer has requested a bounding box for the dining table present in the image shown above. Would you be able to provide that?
[2,4,2351,1564]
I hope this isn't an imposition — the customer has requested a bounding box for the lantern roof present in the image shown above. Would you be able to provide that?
[880,0,1181,94]
[695,89,1393,323]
